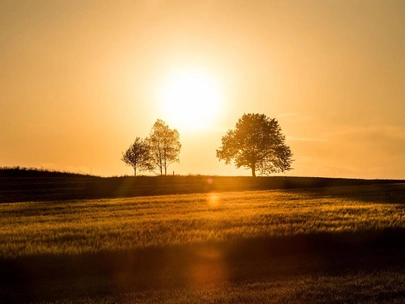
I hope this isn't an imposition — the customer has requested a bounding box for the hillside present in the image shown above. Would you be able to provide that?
[1,167,404,203]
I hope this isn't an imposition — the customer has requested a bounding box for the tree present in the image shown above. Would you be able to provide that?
[216,113,293,177]
[147,119,181,175]
[121,137,153,176]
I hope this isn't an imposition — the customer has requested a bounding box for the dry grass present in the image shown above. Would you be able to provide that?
[2,184,405,303]
[1,184,404,259]
[60,271,405,304]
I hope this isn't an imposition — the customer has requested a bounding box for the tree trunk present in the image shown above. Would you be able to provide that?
[134,167,137,176]
[251,164,256,177]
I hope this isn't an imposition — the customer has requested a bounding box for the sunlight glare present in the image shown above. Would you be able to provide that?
[157,68,223,130]
[207,192,220,207]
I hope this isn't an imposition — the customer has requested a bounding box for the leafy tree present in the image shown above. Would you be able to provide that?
[216,113,293,177]
[121,137,153,176]
[147,119,181,175]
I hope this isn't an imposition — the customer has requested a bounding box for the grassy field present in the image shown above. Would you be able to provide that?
[1,182,405,303]
[1,184,405,258]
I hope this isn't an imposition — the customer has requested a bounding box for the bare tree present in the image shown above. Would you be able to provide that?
[121,137,153,176]
[216,113,293,177]
[147,119,181,175]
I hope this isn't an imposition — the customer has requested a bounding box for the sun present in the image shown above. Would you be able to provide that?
[157,68,223,130]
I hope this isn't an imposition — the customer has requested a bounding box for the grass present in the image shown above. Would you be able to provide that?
[1,183,405,303]
[1,184,405,259]
[2,248,405,303]
[28,270,403,304]
[3,267,405,303]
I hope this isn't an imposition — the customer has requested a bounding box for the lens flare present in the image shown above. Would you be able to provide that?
[207,192,220,207]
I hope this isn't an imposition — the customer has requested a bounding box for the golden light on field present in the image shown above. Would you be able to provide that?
[157,68,223,130]
[207,192,220,207]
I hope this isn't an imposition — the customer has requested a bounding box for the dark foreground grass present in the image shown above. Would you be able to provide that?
[21,271,405,304]
[2,246,405,303]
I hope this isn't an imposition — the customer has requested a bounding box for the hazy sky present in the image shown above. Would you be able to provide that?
[1,0,405,178]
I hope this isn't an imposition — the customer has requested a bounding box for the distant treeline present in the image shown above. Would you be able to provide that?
[1,167,404,203]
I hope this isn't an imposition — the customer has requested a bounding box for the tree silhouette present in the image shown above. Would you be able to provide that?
[121,137,153,176]
[216,113,293,177]
[147,119,181,175]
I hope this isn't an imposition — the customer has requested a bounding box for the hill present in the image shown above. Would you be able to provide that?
[0,166,95,178]
[1,166,404,203]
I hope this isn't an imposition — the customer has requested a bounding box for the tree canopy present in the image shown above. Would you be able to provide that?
[147,119,181,176]
[216,113,293,177]
[121,137,153,176]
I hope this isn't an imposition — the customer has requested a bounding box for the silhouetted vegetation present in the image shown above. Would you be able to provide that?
[217,113,293,177]
[0,166,94,178]
[121,119,181,176]
[147,119,181,175]
[121,137,153,176]
[1,166,404,203]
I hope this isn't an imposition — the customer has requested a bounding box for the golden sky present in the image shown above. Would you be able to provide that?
[1,0,405,178]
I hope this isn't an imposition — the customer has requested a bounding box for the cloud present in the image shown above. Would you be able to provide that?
[329,124,405,141]
[283,122,405,179]
[286,136,327,142]
[277,112,313,121]
[278,112,300,118]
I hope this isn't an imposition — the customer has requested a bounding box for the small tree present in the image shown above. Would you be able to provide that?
[147,119,181,175]
[216,113,293,177]
[121,137,153,176]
